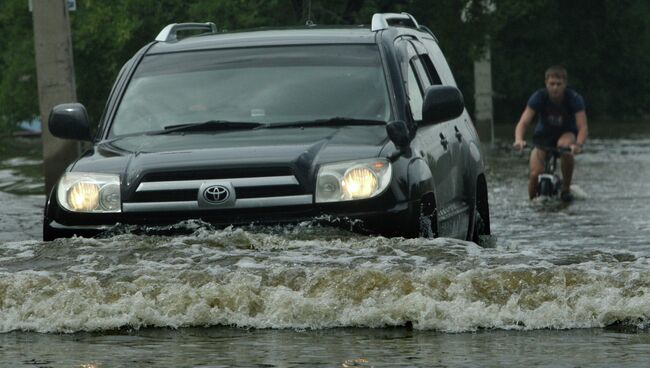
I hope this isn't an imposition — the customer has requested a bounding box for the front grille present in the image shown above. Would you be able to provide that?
[141,167,294,182]
[132,189,198,203]
[235,185,303,199]
[123,169,312,213]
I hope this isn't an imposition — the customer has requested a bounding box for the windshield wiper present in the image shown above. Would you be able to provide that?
[147,120,264,135]
[260,117,386,129]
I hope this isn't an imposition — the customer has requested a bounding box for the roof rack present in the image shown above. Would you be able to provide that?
[371,13,420,32]
[417,25,438,42]
[155,22,217,42]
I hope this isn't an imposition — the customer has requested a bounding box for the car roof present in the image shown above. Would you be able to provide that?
[147,27,379,55]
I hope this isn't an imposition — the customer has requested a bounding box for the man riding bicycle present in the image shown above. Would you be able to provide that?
[513,66,589,202]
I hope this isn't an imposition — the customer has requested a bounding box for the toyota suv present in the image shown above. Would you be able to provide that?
[44,13,491,242]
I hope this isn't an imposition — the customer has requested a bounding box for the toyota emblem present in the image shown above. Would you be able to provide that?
[203,185,230,204]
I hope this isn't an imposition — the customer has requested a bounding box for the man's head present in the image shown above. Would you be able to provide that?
[544,66,568,103]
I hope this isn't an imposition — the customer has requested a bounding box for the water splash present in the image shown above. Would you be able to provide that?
[1,227,649,333]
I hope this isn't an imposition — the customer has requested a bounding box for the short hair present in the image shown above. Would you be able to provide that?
[545,65,568,81]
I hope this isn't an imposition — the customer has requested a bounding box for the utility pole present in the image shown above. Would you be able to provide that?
[32,0,79,196]
[474,46,495,146]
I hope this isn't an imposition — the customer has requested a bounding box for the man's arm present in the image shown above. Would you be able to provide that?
[513,106,536,150]
[572,110,588,154]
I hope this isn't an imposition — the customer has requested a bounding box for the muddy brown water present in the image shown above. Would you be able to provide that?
[1,122,650,367]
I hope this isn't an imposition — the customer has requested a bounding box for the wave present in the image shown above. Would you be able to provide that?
[1,226,649,334]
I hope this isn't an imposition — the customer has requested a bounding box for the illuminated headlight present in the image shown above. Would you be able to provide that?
[56,172,121,213]
[315,159,391,203]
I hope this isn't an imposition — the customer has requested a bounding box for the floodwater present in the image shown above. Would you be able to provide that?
[1,122,650,367]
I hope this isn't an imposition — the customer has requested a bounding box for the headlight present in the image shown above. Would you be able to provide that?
[315,159,391,203]
[56,172,121,213]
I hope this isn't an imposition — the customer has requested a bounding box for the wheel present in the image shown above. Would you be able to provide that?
[538,178,552,197]
[417,205,436,238]
[402,197,437,239]
[469,176,491,245]
[471,208,486,244]
[552,176,562,196]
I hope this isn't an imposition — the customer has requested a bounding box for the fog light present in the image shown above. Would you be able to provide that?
[99,183,121,211]
[315,172,341,202]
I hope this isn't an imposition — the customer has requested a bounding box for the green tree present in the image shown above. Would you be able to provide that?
[0,0,647,133]
[0,0,39,132]
[490,0,650,122]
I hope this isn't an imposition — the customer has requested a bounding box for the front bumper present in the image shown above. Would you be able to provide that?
[44,198,414,240]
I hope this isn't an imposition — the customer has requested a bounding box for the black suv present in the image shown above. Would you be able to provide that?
[44,13,491,242]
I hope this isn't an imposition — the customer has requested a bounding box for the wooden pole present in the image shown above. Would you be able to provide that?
[474,46,494,146]
[32,0,79,197]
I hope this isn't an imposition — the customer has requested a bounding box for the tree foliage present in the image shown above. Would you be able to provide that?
[0,0,648,132]
[491,0,650,121]
[0,0,39,131]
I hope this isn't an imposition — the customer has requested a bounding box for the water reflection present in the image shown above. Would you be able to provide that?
[2,327,650,367]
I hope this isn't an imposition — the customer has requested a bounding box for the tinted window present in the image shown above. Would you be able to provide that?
[420,38,457,87]
[110,45,391,136]
[416,55,442,86]
[406,62,424,121]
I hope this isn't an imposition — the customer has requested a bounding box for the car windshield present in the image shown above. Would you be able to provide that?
[109,44,392,137]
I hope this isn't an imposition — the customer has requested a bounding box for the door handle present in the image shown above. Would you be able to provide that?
[439,133,448,149]
[454,126,463,141]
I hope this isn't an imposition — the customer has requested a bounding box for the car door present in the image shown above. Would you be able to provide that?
[412,38,471,238]
[419,37,475,189]
[396,38,455,235]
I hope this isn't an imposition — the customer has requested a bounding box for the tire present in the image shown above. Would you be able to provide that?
[418,206,436,238]
[470,176,491,245]
[553,177,562,196]
[403,198,437,239]
[539,178,552,197]
[471,208,486,244]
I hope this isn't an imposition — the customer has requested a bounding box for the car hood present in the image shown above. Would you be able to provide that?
[72,126,390,188]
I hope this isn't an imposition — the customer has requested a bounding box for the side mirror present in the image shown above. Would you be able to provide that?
[48,103,92,141]
[386,120,410,149]
[422,85,464,125]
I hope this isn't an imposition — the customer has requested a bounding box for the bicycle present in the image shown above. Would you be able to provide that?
[532,144,572,199]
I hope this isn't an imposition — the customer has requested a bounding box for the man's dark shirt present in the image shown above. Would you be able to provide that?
[528,88,585,139]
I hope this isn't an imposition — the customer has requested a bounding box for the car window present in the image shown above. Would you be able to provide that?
[420,37,458,87]
[417,55,442,86]
[406,61,424,121]
[409,40,442,87]
[110,45,392,136]
[413,57,431,88]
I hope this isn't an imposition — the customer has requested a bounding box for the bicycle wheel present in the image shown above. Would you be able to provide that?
[538,178,552,197]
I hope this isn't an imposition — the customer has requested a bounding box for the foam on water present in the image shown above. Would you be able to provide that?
[569,185,589,200]
[2,135,650,337]
[1,226,650,334]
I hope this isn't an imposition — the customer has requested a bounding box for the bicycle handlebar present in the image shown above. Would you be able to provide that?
[531,144,572,154]
[512,142,583,156]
